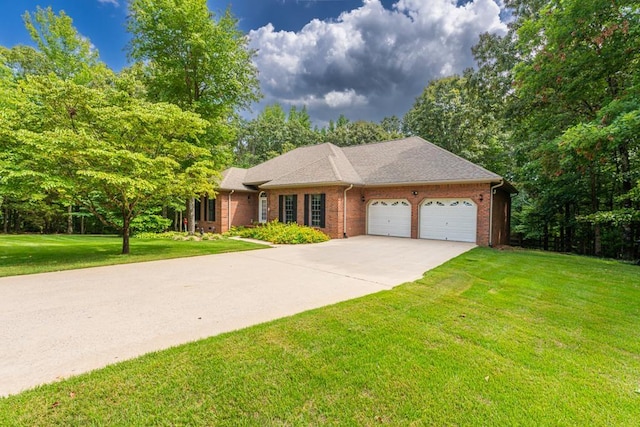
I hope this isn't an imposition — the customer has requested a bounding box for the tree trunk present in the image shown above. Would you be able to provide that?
[619,143,633,259]
[187,198,196,235]
[122,218,131,255]
[67,205,73,234]
[2,207,7,234]
[564,202,572,253]
[13,210,19,233]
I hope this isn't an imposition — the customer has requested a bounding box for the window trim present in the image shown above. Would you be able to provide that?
[278,194,297,223]
[304,193,325,228]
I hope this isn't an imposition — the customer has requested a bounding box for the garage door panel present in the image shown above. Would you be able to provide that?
[367,200,411,238]
[420,199,477,243]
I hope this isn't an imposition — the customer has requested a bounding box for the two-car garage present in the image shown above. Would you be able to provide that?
[367,198,478,243]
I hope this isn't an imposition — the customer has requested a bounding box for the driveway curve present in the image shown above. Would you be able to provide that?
[0,236,474,396]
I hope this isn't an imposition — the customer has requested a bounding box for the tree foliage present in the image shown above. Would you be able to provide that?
[404,74,509,175]
[0,5,251,253]
[127,0,260,233]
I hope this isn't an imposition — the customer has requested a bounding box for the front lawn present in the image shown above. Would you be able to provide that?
[0,235,266,277]
[1,248,639,425]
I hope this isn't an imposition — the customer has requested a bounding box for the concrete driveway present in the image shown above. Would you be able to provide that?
[0,236,474,396]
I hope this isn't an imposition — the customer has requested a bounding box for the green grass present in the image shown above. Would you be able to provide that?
[0,234,267,277]
[1,248,639,425]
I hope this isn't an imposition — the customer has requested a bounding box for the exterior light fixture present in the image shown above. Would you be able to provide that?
[479,194,484,202]
[412,191,418,196]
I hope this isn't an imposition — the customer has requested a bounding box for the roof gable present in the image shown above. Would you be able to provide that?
[220,136,509,191]
[342,136,501,185]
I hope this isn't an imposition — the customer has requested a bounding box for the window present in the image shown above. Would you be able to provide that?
[278,195,297,223]
[304,193,325,228]
[206,197,215,221]
[259,192,268,223]
[284,196,295,222]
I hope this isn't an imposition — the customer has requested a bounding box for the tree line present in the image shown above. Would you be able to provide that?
[235,0,639,260]
[1,0,638,259]
[1,1,259,253]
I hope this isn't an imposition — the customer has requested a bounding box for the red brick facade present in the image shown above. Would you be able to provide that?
[196,191,258,234]
[196,183,511,246]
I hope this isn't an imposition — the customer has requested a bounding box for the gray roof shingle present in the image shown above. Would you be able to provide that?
[342,136,501,185]
[218,167,257,192]
[220,136,509,191]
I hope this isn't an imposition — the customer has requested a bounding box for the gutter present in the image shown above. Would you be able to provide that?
[489,180,505,247]
[228,190,235,231]
[343,184,353,238]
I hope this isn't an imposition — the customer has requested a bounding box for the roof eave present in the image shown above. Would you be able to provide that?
[218,186,259,193]
[361,178,508,188]
[259,180,363,189]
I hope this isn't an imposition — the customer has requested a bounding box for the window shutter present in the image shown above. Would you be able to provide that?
[292,195,298,223]
[278,195,284,222]
[320,193,326,228]
[304,194,309,226]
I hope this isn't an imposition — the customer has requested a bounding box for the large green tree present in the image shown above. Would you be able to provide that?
[2,7,219,253]
[15,73,214,254]
[127,0,261,233]
[404,74,509,175]
[235,104,321,167]
[512,0,639,257]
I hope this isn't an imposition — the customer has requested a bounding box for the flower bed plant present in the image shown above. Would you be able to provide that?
[227,221,330,244]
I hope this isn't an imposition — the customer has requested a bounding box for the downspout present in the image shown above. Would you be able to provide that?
[343,185,353,238]
[489,180,505,247]
[228,190,235,232]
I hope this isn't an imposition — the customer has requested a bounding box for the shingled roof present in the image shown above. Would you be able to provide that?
[219,136,511,191]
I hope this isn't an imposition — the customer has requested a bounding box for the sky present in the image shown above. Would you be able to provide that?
[0,0,509,126]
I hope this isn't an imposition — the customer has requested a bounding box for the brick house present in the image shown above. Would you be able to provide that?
[195,136,515,246]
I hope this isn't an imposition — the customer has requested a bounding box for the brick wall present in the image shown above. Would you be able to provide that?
[360,183,492,245]
[267,187,344,238]
[196,191,258,234]
[211,183,510,246]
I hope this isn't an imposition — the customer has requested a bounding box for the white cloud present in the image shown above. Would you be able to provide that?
[248,0,507,123]
[97,0,119,6]
[324,89,368,108]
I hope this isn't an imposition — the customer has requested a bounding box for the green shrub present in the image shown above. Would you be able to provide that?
[134,232,223,241]
[130,214,172,234]
[226,221,330,244]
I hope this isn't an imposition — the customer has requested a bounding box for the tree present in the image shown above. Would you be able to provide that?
[16,73,214,253]
[404,74,509,174]
[513,0,640,257]
[234,104,321,167]
[23,6,109,84]
[127,0,261,234]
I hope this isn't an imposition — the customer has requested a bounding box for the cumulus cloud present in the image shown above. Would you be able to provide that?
[248,0,507,124]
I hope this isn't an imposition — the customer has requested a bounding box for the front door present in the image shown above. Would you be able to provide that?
[259,192,268,223]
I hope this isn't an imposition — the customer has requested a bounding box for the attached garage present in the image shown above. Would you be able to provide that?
[367,199,411,238]
[420,199,477,243]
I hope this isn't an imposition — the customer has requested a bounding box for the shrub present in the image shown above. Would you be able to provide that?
[130,214,172,234]
[134,232,223,241]
[226,221,330,244]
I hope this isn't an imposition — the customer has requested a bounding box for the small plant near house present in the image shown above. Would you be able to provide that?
[226,220,330,244]
[133,232,223,241]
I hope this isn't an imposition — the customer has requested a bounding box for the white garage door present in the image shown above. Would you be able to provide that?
[420,199,477,243]
[368,199,411,238]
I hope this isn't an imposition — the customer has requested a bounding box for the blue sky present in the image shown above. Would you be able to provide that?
[0,0,508,124]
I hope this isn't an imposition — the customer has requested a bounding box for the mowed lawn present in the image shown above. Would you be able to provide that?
[1,248,639,425]
[0,235,266,277]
